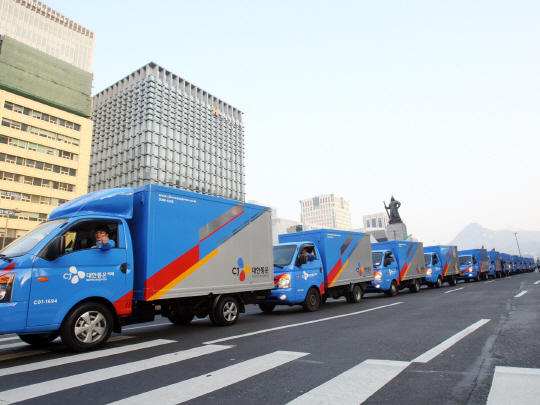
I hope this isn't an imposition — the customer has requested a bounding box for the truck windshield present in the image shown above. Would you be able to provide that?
[459,256,472,266]
[0,219,67,258]
[273,244,297,267]
[424,254,432,266]
[372,252,382,267]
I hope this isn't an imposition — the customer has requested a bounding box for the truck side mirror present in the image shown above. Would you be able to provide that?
[40,236,65,261]
[295,254,308,267]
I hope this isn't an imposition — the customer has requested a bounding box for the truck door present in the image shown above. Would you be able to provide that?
[384,251,398,281]
[27,219,128,327]
[295,244,323,300]
[472,255,479,274]
[432,254,441,275]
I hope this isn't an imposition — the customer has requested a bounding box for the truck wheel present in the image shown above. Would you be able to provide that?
[385,281,399,297]
[213,296,240,326]
[435,276,443,288]
[449,275,457,286]
[496,272,501,279]
[302,288,320,312]
[474,273,481,282]
[481,273,488,280]
[346,284,363,303]
[168,312,195,325]
[409,279,421,293]
[60,302,113,352]
[258,303,276,313]
[18,332,59,347]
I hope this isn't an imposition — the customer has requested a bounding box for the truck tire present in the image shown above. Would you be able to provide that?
[385,281,399,297]
[435,276,443,288]
[18,332,59,347]
[449,275,457,286]
[346,284,363,303]
[474,273,481,282]
[213,296,240,326]
[168,312,195,325]
[481,272,488,280]
[60,302,113,352]
[258,303,276,313]
[302,288,320,312]
[409,279,421,293]
[496,271,501,279]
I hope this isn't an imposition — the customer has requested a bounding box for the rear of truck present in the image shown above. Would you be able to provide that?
[367,241,426,296]
[128,184,274,326]
[257,229,374,312]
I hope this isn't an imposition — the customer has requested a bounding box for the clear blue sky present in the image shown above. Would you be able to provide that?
[48,0,540,244]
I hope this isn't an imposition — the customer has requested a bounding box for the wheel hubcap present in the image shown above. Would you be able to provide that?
[223,302,238,321]
[74,311,106,344]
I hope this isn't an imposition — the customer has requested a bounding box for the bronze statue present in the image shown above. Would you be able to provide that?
[384,196,402,224]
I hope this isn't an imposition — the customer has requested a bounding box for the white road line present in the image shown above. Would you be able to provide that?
[203,302,404,345]
[0,335,133,356]
[0,344,232,404]
[484,280,495,284]
[108,350,309,405]
[0,339,175,377]
[286,359,410,405]
[412,319,491,363]
[514,291,528,298]
[534,281,540,285]
[487,366,540,404]
[444,287,464,294]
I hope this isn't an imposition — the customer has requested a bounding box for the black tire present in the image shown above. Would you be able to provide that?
[481,272,488,280]
[346,284,363,303]
[258,303,276,313]
[449,275,457,286]
[213,296,240,326]
[385,280,399,297]
[409,279,421,293]
[60,302,113,352]
[302,288,320,312]
[18,331,59,347]
[475,273,481,282]
[495,272,501,279]
[168,311,195,325]
[435,276,443,288]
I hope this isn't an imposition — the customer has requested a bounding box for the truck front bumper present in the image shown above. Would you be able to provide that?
[0,301,28,334]
[365,280,391,292]
[257,288,299,305]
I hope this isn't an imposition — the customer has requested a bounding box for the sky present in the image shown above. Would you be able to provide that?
[47,0,540,244]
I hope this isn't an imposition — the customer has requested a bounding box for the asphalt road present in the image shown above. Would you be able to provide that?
[0,272,539,405]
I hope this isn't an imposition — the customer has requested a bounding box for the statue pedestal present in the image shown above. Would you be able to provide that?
[386,222,408,241]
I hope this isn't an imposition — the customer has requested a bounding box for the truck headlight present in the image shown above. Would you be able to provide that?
[374,271,382,281]
[278,274,291,289]
[426,267,432,276]
[0,273,15,303]
[468,267,473,273]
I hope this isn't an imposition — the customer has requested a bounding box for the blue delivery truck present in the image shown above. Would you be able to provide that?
[487,251,503,278]
[423,245,460,287]
[0,185,275,351]
[458,249,489,282]
[257,229,374,312]
[366,241,426,296]
[508,255,518,274]
[499,253,510,277]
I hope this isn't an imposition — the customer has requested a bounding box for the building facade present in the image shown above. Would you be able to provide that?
[0,0,95,72]
[300,194,352,230]
[89,62,245,201]
[364,211,389,230]
[0,90,92,245]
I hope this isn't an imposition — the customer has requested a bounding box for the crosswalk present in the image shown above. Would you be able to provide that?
[1,333,540,404]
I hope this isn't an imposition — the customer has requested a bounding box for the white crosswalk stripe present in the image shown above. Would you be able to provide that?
[487,366,540,404]
[286,359,410,405]
[108,350,309,405]
[0,344,233,404]
[0,338,175,377]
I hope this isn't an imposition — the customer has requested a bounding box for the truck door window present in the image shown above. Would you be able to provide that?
[472,256,478,265]
[432,254,439,265]
[299,244,316,260]
[384,251,394,267]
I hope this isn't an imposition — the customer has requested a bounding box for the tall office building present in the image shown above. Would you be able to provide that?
[89,62,245,201]
[300,194,352,230]
[0,1,94,246]
[0,0,95,72]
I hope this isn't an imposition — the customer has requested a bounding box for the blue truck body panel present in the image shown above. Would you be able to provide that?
[458,249,489,281]
[487,251,501,277]
[423,245,460,285]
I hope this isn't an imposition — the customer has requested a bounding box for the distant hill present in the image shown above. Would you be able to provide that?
[448,223,539,258]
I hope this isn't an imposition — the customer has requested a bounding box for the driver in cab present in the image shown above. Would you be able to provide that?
[92,225,115,251]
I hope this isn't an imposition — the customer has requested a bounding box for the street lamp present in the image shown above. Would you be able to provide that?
[513,232,522,257]
[2,209,21,249]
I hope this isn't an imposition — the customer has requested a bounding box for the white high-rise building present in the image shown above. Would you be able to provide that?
[300,194,352,230]
[364,212,389,230]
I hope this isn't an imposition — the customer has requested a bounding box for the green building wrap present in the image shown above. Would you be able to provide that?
[0,36,92,118]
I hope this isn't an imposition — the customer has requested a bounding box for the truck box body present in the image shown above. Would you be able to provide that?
[128,185,274,301]
[367,241,426,293]
[423,245,460,285]
[257,229,374,309]
[487,251,502,277]
[458,249,489,280]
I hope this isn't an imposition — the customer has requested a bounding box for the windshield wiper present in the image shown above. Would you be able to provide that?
[0,254,13,262]
[273,263,284,269]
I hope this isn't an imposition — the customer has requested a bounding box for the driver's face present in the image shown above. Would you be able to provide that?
[95,230,107,241]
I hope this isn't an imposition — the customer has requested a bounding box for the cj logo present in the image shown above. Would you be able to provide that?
[63,266,85,284]
[301,271,317,281]
[356,261,363,276]
[232,258,251,282]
